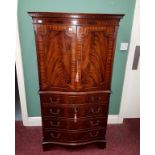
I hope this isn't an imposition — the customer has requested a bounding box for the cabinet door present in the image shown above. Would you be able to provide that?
[35,25,77,91]
[76,26,116,90]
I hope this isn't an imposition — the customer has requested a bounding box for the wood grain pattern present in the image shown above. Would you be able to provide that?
[78,26,108,88]
[43,128,106,143]
[29,12,123,150]
[43,117,107,130]
[35,25,77,90]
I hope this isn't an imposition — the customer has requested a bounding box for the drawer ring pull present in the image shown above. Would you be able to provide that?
[89,131,99,137]
[91,107,101,113]
[50,121,60,127]
[49,97,60,104]
[49,109,60,115]
[98,97,102,101]
[91,96,95,102]
[90,120,100,126]
[50,132,60,139]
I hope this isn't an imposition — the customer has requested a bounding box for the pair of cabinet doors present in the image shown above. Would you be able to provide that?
[35,23,117,92]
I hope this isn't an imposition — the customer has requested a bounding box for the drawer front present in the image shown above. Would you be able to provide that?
[42,104,67,117]
[40,93,110,105]
[40,94,86,104]
[43,128,105,143]
[40,94,67,104]
[86,93,110,104]
[42,103,108,118]
[85,104,108,117]
[43,117,107,130]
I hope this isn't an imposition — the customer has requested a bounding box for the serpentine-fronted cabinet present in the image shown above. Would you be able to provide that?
[29,12,123,151]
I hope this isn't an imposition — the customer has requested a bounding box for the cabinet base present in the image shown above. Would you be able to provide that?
[42,140,106,151]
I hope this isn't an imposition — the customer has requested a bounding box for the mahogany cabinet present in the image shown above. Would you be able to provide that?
[29,12,123,150]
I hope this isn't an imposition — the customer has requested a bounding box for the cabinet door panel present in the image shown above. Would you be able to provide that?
[36,25,76,90]
[76,26,116,90]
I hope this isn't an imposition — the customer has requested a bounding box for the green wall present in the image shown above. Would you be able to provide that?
[18,0,136,116]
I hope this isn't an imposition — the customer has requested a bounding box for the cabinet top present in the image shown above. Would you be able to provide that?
[28,12,124,20]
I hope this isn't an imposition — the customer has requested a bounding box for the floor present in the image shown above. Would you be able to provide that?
[15,118,140,155]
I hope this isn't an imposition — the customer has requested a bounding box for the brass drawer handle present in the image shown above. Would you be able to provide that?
[49,109,60,115]
[49,97,60,104]
[91,107,101,113]
[90,120,100,126]
[98,96,102,101]
[50,132,60,139]
[91,96,95,102]
[50,121,60,127]
[89,131,99,137]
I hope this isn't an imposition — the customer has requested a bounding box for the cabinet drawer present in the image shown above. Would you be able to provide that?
[40,92,110,105]
[85,104,108,117]
[43,128,105,143]
[40,93,86,104]
[42,104,66,117]
[42,103,108,118]
[86,93,110,104]
[43,117,107,130]
[40,94,67,104]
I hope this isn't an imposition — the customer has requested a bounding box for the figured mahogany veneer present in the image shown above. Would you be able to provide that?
[40,92,110,104]
[43,117,107,130]
[42,103,108,118]
[29,12,124,150]
[43,128,106,143]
